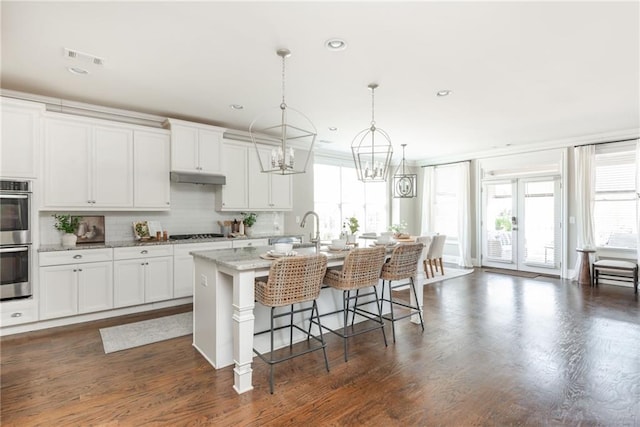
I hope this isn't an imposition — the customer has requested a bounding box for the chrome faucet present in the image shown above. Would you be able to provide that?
[300,211,321,252]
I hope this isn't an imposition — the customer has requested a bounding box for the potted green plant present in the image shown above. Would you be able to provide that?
[388,221,408,238]
[53,214,81,247]
[241,212,257,237]
[346,217,359,243]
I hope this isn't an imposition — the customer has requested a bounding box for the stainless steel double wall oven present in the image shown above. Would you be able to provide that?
[0,180,32,300]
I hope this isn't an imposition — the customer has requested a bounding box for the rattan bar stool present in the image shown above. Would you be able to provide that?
[314,246,388,362]
[379,243,425,343]
[253,253,329,393]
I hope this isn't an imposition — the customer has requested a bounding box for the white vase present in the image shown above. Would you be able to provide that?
[61,233,77,247]
[244,226,253,237]
[347,234,356,244]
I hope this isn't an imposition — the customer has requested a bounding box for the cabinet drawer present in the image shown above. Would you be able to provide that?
[173,241,232,256]
[39,248,113,266]
[114,245,173,260]
[1,299,38,326]
[232,239,269,248]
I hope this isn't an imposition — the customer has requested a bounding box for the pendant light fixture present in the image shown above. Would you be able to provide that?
[249,48,316,175]
[393,144,417,198]
[351,83,393,182]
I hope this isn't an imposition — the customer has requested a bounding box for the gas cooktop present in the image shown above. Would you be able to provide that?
[169,233,225,240]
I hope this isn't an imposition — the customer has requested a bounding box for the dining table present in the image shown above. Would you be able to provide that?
[190,243,422,394]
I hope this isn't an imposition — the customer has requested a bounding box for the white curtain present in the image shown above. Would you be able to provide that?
[420,166,435,234]
[456,162,473,267]
[572,145,596,280]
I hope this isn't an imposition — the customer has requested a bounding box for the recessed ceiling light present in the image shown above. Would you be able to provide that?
[328,127,338,131]
[318,139,334,144]
[67,67,89,75]
[436,89,452,97]
[325,38,347,51]
[229,104,244,110]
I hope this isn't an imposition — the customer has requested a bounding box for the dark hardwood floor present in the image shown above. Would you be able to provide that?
[2,270,639,426]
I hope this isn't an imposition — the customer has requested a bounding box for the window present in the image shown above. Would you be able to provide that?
[593,143,637,249]
[433,165,460,239]
[314,163,387,240]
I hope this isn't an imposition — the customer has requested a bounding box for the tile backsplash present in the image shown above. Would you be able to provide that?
[39,182,284,245]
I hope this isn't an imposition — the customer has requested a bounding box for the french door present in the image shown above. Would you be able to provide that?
[482,177,561,275]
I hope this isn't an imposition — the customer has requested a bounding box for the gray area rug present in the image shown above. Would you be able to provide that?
[100,312,192,354]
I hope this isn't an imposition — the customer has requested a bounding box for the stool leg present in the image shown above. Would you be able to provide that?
[409,277,425,332]
[343,290,349,362]
[269,307,275,394]
[289,304,294,347]
[372,285,388,347]
[312,300,330,372]
[386,280,397,343]
[635,267,638,294]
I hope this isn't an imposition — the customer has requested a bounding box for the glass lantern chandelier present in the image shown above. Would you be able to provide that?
[249,48,316,175]
[351,83,393,182]
[393,144,417,198]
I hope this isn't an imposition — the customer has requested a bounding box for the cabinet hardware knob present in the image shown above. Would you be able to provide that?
[145,262,149,265]
[73,269,77,272]
[73,254,82,259]
[141,263,145,266]
[141,250,148,254]
[11,312,22,318]
[78,269,82,272]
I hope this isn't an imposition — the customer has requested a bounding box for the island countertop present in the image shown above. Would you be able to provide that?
[190,245,352,271]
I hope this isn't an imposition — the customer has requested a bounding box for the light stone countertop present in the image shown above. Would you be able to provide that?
[191,246,353,271]
[38,234,303,253]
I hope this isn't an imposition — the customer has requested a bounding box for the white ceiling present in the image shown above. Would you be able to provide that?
[1,1,638,163]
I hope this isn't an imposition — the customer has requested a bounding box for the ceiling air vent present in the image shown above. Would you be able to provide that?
[64,48,105,66]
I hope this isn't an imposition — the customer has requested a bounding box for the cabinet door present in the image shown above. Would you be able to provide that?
[93,126,134,207]
[113,259,145,308]
[134,130,171,209]
[219,142,248,210]
[170,125,199,172]
[198,129,223,174]
[40,265,78,319]
[270,173,292,209]
[173,254,195,298]
[43,118,92,208]
[248,146,271,209]
[1,98,42,179]
[145,256,173,302]
[78,261,113,313]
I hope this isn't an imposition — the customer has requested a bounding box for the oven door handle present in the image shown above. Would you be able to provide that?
[0,194,29,199]
[0,246,29,253]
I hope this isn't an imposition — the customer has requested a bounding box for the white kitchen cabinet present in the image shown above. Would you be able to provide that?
[39,248,113,320]
[0,298,38,327]
[173,241,232,298]
[248,145,292,210]
[0,97,44,179]
[217,141,249,211]
[133,129,171,209]
[113,246,174,307]
[43,115,134,209]
[166,119,225,174]
[217,141,292,212]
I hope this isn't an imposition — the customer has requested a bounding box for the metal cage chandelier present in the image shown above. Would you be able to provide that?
[393,144,417,198]
[249,48,317,175]
[351,83,393,182]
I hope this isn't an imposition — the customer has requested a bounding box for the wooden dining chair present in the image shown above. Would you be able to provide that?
[425,234,447,277]
[415,235,433,278]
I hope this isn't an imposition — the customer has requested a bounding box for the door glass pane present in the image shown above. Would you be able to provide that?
[522,180,556,267]
[485,183,513,262]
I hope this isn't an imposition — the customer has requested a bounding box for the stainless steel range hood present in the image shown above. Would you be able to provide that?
[170,171,226,185]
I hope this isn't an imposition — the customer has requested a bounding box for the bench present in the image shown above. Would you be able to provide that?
[592,259,638,294]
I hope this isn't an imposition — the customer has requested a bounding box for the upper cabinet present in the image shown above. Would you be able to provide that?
[165,119,225,175]
[133,129,171,209]
[1,97,45,179]
[42,113,170,211]
[216,140,292,212]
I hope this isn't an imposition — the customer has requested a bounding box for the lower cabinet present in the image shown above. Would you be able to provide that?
[39,249,113,320]
[113,246,174,308]
[173,241,232,298]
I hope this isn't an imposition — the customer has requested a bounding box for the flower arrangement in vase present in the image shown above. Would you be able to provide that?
[346,216,359,243]
[53,214,81,247]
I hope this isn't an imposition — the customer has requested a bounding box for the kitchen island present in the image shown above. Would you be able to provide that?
[191,245,424,394]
